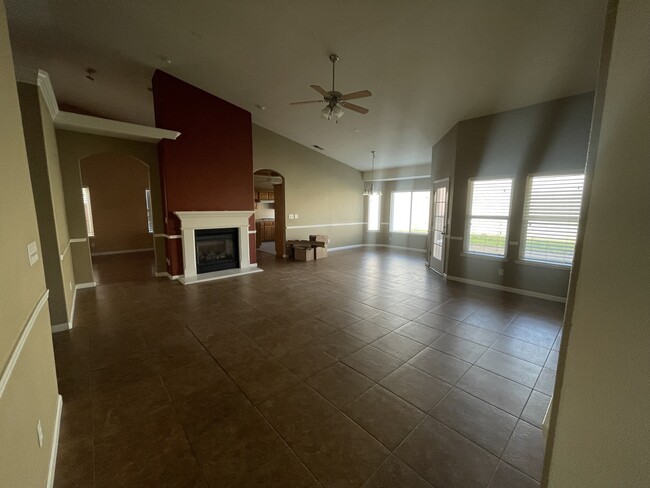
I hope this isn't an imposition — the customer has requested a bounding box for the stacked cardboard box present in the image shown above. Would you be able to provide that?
[286,235,329,261]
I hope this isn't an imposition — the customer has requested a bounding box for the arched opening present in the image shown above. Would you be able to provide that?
[253,169,286,257]
[79,152,157,284]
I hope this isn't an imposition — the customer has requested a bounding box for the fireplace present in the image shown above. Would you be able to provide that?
[195,228,239,274]
[174,211,262,284]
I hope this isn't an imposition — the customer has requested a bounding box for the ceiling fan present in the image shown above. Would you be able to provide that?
[290,54,372,121]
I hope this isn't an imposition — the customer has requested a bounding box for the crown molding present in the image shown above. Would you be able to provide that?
[14,66,180,142]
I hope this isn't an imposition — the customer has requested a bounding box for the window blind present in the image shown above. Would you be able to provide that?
[145,189,154,233]
[82,187,95,237]
[520,174,584,265]
[465,178,513,256]
[367,194,381,231]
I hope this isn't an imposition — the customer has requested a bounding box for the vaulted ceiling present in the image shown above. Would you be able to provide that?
[6,0,607,170]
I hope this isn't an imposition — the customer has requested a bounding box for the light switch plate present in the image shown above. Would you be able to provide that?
[294,214,299,219]
[27,241,38,266]
[288,214,294,220]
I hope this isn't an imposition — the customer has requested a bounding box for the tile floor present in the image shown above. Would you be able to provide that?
[52,248,563,488]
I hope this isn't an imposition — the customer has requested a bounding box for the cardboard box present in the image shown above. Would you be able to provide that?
[294,246,315,261]
[314,246,328,259]
[309,234,329,247]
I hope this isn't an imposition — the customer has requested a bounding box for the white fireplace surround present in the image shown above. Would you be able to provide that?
[174,211,262,284]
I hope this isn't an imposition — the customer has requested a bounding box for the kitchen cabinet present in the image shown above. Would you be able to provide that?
[256,190,275,201]
[256,220,275,244]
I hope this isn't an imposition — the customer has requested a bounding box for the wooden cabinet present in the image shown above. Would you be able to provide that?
[256,220,275,245]
[255,190,275,201]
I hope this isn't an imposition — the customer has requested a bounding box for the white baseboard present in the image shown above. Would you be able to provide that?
[46,394,63,488]
[75,281,96,289]
[328,243,427,253]
[51,322,71,333]
[328,244,365,252]
[155,272,180,280]
[91,248,153,256]
[445,275,567,303]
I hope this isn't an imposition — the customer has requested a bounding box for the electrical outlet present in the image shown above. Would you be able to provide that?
[27,241,39,266]
[498,268,504,276]
[288,214,294,220]
[294,214,299,219]
[36,420,43,448]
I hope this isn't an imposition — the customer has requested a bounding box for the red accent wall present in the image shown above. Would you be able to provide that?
[152,70,256,276]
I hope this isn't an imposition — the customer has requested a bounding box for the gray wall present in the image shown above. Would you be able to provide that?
[434,93,594,298]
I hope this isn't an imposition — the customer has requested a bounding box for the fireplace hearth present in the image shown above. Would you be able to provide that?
[195,228,239,274]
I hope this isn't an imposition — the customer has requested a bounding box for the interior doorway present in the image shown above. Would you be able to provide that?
[80,152,157,284]
[253,169,286,257]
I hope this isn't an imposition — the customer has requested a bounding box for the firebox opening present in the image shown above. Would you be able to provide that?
[195,228,239,274]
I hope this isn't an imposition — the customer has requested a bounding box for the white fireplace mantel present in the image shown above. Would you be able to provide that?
[174,211,262,284]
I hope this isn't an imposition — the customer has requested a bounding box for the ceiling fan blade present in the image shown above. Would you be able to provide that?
[340,102,369,114]
[290,100,324,105]
[340,90,372,101]
[310,85,330,97]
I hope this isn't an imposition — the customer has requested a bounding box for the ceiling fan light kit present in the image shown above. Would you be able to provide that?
[291,53,372,122]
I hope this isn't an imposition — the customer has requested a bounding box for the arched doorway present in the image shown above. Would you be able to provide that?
[79,152,157,284]
[253,169,286,257]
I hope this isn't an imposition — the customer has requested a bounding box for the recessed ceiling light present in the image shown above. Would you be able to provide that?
[313,145,324,150]
[354,128,360,133]
[255,104,267,111]
[157,55,172,65]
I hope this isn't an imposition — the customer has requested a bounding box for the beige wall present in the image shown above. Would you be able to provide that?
[547,1,650,486]
[80,153,153,253]
[55,130,166,277]
[18,82,77,328]
[0,1,60,485]
[252,124,364,248]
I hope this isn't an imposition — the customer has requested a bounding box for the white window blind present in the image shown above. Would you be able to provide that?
[390,191,430,234]
[82,186,95,237]
[520,174,584,265]
[145,189,154,234]
[465,178,513,256]
[367,194,381,231]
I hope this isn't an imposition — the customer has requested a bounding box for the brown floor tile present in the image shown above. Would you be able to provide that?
[371,333,426,362]
[192,406,318,487]
[456,367,531,417]
[395,322,444,345]
[502,323,557,349]
[341,345,403,381]
[306,362,374,409]
[488,461,540,488]
[362,455,433,487]
[521,391,552,428]
[53,437,94,488]
[365,311,410,330]
[288,412,390,488]
[476,349,542,388]
[91,354,158,397]
[490,335,550,366]
[345,385,425,449]
[344,320,392,343]
[431,388,518,456]
[380,364,451,411]
[316,330,367,359]
[463,308,516,332]
[387,303,425,321]
[409,347,472,384]
[258,383,338,442]
[502,421,545,482]
[431,334,488,363]
[402,296,443,312]
[534,368,556,396]
[230,355,299,404]
[277,344,338,379]
[396,416,499,488]
[414,312,459,332]
[545,350,559,371]
[313,308,362,328]
[447,321,500,347]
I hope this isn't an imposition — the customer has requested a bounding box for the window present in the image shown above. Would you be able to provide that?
[520,173,585,265]
[82,186,95,237]
[390,191,430,234]
[145,189,154,233]
[465,178,513,257]
[367,194,381,231]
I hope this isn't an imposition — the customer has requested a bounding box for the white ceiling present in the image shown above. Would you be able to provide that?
[6,0,607,171]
